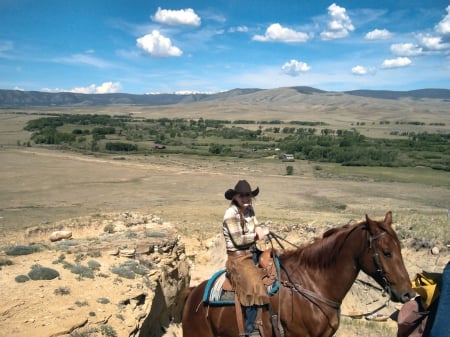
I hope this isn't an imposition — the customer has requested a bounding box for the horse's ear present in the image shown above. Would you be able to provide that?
[365,214,375,233]
[384,211,393,226]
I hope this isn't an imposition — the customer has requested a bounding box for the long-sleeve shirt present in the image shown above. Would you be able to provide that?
[223,204,259,252]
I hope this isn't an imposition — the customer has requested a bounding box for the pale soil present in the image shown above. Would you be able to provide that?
[0,146,449,337]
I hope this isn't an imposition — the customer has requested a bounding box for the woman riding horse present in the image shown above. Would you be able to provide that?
[223,180,270,335]
[182,210,414,337]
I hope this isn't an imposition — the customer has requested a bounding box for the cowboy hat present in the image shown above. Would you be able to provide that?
[224,180,259,200]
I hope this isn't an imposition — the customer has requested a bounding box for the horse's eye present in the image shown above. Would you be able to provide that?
[383,251,392,258]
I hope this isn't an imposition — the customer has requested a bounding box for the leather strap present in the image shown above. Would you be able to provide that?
[234,293,245,336]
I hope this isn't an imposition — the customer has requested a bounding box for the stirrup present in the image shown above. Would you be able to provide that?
[239,332,260,337]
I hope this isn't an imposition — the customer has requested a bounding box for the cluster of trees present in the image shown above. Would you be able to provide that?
[23,114,449,171]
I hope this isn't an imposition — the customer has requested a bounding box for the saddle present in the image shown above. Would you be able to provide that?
[202,249,280,305]
[202,249,282,337]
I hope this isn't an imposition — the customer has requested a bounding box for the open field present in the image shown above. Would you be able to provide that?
[1,102,449,241]
[1,100,449,336]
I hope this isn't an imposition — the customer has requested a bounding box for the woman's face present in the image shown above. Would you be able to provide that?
[235,193,252,207]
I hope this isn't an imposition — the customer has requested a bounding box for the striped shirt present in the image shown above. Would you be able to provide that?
[223,204,259,252]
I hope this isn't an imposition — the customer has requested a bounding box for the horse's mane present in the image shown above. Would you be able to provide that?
[280,220,367,270]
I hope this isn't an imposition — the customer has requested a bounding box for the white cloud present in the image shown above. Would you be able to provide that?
[417,34,450,50]
[54,54,112,68]
[365,29,392,40]
[390,43,423,56]
[229,26,249,33]
[381,57,412,69]
[281,60,311,76]
[70,81,121,94]
[320,3,354,40]
[435,5,450,35]
[136,30,182,57]
[252,23,310,43]
[351,65,368,75]
[152,7,201,26]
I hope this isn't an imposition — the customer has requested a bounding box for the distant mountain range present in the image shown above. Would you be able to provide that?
[0,87,449,108]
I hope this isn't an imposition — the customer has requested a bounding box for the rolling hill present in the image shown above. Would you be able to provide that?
[0,87,449,108]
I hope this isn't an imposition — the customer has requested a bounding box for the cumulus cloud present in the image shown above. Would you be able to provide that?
[252,23,310,43]
[281,59,311,76]
[136,30,182,57]
[320,3,354,40]
[70,81,121,94]
[365,29,392,40]
[390,43,423,56]
[417,34,450,50]
[351,65,368,75]
[435,5,450,35]
[152,7,201,26]
[381,57,412,69]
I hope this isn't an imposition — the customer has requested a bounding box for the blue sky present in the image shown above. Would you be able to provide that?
[1,0,450,94]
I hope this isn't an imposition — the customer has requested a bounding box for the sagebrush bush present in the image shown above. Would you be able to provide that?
[124,230,138,239]
[0,258,13,267]
[101,324,118,337]
[104,223,115,233]
[54,286,71,295]
[28,264,60,280]
[15,275,30,283]
[111,260,150,279]
[87,250,101,258]
[56,240,79,250]
[145,231,166,238]
[87,260,101,271]
[97,297,110,304]
[4,245,40,256]
[75,300,89,307]
[70,264,94,279]
[111,266,135,279]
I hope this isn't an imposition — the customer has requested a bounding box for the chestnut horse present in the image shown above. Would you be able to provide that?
[182,211,414,337]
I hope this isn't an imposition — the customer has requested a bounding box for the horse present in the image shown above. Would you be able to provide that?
[181,211,414,337]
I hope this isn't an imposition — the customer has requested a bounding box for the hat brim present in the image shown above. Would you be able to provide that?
[225,187,259,200]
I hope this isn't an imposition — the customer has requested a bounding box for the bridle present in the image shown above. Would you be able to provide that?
[367,229,393,298]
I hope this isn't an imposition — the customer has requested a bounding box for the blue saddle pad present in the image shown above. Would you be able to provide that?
[202,269,235,306]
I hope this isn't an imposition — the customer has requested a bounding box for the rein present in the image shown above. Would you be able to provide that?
[279,267,342,310]
[266,232,341,311]
[266,225,393,313]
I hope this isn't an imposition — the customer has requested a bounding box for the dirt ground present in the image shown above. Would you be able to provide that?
[0,146,449,337]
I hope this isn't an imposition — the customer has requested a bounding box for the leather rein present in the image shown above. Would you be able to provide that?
[270,225,392,312]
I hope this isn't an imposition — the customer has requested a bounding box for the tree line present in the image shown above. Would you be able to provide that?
[23,114,450,171]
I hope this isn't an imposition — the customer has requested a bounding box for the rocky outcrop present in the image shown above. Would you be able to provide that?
[0,212,191,337]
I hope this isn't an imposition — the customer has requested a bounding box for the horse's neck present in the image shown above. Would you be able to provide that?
[290,227,367,303]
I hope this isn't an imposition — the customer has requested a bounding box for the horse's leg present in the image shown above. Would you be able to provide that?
[182,283,215,337]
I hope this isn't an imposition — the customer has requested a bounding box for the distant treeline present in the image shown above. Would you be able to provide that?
[23,114,450,171]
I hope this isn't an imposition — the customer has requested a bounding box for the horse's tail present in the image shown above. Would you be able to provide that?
[174,286,195,323]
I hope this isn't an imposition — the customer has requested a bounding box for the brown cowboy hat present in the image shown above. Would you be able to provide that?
[224,180,259,200]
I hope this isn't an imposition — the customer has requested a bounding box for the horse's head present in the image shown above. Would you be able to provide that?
[359,211,414,303]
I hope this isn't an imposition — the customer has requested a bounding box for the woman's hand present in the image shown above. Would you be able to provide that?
[255,226,270,240]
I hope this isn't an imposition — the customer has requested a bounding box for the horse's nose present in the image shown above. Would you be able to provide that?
[400,291,415,303]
